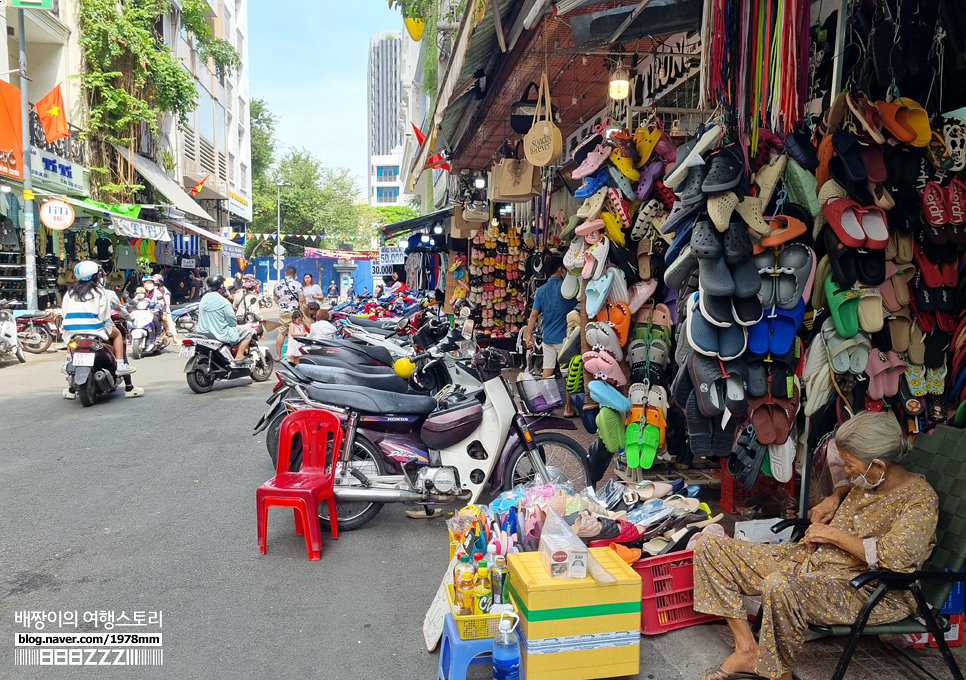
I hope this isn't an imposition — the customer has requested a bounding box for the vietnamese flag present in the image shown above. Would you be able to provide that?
[411,122,426,146]
[190,174,210,196]
[35,84,69,143]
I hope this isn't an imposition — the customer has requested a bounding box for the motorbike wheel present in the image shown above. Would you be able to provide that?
[266,419,385,531]
[15,346,25,363]
[186,369,215,394]
[20,324,52,353]
[131,337,143,360]
[250,352,274,382]
[503,432,593,492]
[76,378,96,407]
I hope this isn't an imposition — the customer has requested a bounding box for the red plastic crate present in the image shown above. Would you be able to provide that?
[633,550,721,635]
[720,464,796,515]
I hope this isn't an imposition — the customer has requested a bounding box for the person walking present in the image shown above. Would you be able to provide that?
[273,266,304,360]
[523,256,578,417]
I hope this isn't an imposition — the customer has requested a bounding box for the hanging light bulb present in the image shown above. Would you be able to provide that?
[433,225,443,234]
[609,60,629,100]
[420,233,430,243]
[474,176,486,189]
[490,217,499,227]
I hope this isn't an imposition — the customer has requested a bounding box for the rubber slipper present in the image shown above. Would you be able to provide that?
[775,243,814,309]
[574,167,610,197]
[723,359,749,416]
[856,248,886,286]
[898,97,932,147]
[723,220,753,263]
[698,255,736,297]
[861,144,889,185]
[823,196,866,247]
[748,315,773,356]
[563,238,587,270]
[859,205,890,249]
[812,255,832,309]
[784,157,821,216]
[822,317,854,373]
[889,308,912,353]
[576,186,607,218]
[825,273,862,338]
[679,164,711,206]
[634,126,661,167]
[813,179,850,237]
[702,144,745,192]
[847,94,886,144]
[921,180,950,227]
[752,154,787,207]
[585,269,614,317]
[734,196,771,236]
[708,191,740,233]
[686,390,714,456]
[733,295,763,326]
[698,282,736,328]
[625,422,642,468]
[586,321,623,361]
[687,293,720,356]
[640,423,661,469]
[944,116,966,172]
[745,359,768,397]
[877,100,917,143]
[636,160,664,201]
[596,407,625,454]
[689,353,725,417]
[756,251,779,309]
[785,129,818,169]
[832,130,868,182]
[770,299,806,355]
[850,332,872,374]
[730,257,763,299]
[914,241,944,289]
[718,323,748,361]
[816,133,836,188]
[691,220,724,259]
[664,244,697,291]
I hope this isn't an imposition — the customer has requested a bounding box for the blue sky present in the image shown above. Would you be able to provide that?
[247,1,402,197]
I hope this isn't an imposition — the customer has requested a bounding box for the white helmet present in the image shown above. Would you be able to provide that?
[74,261,99,281]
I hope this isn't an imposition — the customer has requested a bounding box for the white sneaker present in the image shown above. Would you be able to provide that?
[62,388,75,400]
[116,361,136,375]
[124,386,144,398]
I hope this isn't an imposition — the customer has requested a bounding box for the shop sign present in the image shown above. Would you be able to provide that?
[379,246,405,265]
[181,258,196,268]
[228,190,253,222]
[29,148,90,195]
[39,198,74,230]
[111,216,171,242]
[0,80,23,180]
[634,31,701,104]
[371,263,393,277]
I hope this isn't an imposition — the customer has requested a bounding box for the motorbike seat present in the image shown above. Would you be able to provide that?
[348,316,397,329]
[300,338,393,366]
[304,383,437,415]
[292,364,410,394]
[296,355,396,374]
[16,311,47,319]
[186,332,238,347]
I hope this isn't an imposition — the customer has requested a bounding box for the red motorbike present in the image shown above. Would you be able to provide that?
[15,309,59,354]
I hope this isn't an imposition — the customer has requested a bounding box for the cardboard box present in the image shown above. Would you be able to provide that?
[507,548,641,680]
[901,613,964,648]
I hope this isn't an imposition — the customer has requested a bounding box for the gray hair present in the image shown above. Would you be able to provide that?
[835,411,911,463]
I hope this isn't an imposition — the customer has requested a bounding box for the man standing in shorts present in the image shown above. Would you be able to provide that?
[273,266,304,359]
[524,256,578,416]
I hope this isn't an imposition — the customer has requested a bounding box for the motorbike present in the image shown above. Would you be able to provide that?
[180,317,275,393]
[254,329,591,531]
[64,311,134,407]
[14,308,58,354]
[127,299,168,359]
[0,299,25,363]
[171,303,198,333]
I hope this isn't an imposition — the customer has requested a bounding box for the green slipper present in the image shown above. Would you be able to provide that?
[640,423,660,469]
[625,422,642,468]
[597,407,626,454]
[825,273,861,338]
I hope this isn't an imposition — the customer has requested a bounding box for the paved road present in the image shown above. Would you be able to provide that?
[0,342,724,679]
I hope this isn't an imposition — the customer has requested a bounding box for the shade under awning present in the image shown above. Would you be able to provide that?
[382,208,453,240]
[168,219,244,258]
[112,145,214,222]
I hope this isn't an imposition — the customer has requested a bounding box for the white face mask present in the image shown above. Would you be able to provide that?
[144,284,154,292]
[851,459,885,490]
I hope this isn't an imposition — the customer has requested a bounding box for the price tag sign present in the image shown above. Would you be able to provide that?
[371,263,394,277]
[379,246,405,266]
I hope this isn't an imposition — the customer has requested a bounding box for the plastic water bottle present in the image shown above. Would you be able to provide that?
[474,563,492,614]
[492,613,521,680]
[490,555,508,605]
[454,553,470,587]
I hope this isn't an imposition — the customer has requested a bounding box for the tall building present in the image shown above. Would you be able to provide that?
[367,30,406,207]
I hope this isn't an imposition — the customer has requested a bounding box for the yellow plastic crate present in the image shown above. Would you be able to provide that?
[445,583,515,640]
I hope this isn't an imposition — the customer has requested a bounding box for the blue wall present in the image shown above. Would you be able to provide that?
[242,257,374,294]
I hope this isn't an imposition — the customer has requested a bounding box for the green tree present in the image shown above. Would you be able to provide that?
[249,98,277,180]
[373,205,419,225]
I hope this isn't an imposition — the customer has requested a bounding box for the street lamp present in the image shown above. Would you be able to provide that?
[276,181,291,281]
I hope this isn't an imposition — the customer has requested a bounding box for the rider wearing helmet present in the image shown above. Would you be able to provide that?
[62,261,134,376]
[197,274,255,366]
[232,274,261,322]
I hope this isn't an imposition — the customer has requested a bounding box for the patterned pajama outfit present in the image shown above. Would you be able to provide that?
[694,476,938,678]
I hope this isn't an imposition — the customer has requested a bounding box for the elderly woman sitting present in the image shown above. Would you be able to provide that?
[693,411,938,680]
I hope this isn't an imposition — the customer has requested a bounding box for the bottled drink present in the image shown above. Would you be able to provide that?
[492,615,521,680]
[486,544,497,570]
[473,551,484,572]
[454,553,470,587]
[474,563,492,614]
[455,559,476,616]
[490,555,508,605]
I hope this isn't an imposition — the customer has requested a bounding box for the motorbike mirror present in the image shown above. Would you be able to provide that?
[396,316,408,330]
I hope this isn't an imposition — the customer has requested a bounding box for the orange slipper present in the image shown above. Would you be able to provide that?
[610,542,643,564]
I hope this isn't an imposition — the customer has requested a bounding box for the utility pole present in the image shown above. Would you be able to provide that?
[18,9,37,310]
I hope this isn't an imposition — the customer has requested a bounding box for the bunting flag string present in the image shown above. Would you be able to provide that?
[246,232,325,241]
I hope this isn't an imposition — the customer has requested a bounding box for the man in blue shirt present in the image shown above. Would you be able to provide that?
[524,256,578,416]
[198,275,255,367]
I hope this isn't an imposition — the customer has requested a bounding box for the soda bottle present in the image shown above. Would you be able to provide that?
[473,551,484,572]
[490,555,508,605]
[492,614,521,680]
[474,563,492,614]
[454,553,470,588]
[455,559,476,616]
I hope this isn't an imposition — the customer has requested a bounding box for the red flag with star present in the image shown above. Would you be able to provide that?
[35,84,69,143]
[190,174,210,197]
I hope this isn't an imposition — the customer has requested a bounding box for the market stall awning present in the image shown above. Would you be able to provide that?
[407,0,518,185]
[112,145,215,223]
[382,208,453,240]
[168,219,244,258]
[111,216,171,242]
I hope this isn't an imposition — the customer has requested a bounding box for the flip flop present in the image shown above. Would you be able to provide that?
[825,274,862,338]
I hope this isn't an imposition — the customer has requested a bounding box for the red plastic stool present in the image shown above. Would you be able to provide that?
[256,409,342,560]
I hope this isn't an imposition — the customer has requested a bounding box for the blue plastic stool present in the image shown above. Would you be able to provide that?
[437,613,493,680]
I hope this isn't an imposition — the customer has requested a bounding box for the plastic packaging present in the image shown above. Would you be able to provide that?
[538,507,589,579]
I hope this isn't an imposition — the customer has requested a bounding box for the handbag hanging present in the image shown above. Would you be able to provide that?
[510,81,540,135]
[523,73,562,167]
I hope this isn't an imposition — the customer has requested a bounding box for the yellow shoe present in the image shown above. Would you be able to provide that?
[600,211,626,247]
[634,126,661,167]
[610,148,641,181]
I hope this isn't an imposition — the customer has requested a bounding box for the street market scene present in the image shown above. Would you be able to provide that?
[3,0,966,679]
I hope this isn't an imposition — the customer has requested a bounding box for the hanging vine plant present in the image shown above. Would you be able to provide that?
[78,0,241,202]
